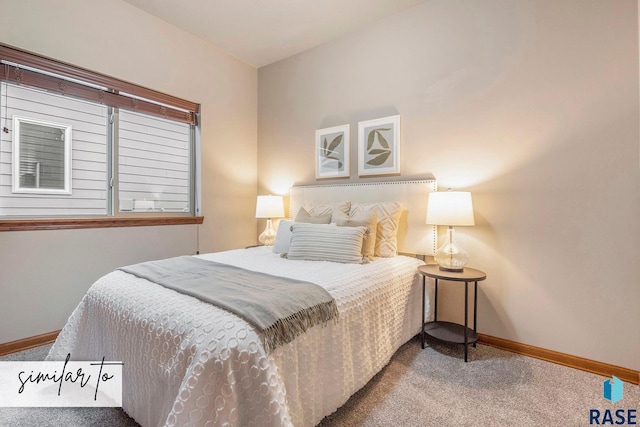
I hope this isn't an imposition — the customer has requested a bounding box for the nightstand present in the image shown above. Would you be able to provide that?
[418,264,486,362]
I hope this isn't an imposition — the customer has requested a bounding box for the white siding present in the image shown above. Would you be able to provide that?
[118,110,190,212]
[0,83,108,216]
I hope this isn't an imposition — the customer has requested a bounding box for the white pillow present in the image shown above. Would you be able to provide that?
[272,220,294,254]
[349,202,403,257]
[285,222,367,264]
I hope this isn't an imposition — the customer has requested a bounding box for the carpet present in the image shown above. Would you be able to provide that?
[1,338,637,426]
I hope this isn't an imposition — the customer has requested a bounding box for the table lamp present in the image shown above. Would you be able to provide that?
[426,190,475,272]
[255,195,285,246]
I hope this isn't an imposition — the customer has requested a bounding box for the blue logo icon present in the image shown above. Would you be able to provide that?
[603,376,623,404]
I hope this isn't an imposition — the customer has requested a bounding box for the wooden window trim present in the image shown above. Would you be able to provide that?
[0,43,199,124]
[0,216,204,232]
[0,43,198,111]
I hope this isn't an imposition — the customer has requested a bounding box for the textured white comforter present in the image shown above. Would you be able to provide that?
[48,247,430,426]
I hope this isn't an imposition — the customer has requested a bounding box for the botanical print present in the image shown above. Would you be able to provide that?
[321,132,344,170]
[358,115,400,176]
[363,125,393,168]
[316,124,350,178]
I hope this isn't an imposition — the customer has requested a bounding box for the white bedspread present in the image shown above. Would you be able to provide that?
[48,247,430,426]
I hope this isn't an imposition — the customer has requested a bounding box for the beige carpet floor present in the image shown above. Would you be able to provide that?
[1,337,638,426]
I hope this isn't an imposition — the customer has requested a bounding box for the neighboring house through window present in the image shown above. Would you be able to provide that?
[2,83,108,215]
[0,44,200,222]
[118,110,192,213]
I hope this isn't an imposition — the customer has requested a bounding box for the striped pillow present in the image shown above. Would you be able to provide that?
[285,223,367,264]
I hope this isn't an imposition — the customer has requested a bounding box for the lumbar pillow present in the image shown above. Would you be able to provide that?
[294,207,332,224]
[333,210,377,259]
[349,202,403,257]
[285,222,367,264]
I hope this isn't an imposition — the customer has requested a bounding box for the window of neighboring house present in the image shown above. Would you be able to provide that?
[13,116,72,194]
[0,44,200,223]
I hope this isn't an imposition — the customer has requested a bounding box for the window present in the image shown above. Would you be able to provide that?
[13,116,72,194]
[118,110,192,213]
[0,43,200,226]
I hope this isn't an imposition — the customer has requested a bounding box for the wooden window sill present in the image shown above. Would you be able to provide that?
[0,216,204,232]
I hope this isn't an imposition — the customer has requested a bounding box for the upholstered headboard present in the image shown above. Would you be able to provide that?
[290,179,438,256]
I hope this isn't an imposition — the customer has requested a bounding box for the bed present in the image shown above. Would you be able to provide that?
[47,179,437,427]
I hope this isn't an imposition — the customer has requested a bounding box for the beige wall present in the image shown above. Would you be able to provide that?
[259,0,640,370]
[0,0,257,343]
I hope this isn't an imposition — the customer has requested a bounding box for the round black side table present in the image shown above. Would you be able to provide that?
[418,264,487,362]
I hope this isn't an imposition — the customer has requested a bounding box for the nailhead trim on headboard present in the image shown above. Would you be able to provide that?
[290,179,438,256]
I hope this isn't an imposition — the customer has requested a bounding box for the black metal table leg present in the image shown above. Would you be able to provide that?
[421,275,426,349]
[434,278,438,321]
[473,280,478,348]
[464,280,469,362]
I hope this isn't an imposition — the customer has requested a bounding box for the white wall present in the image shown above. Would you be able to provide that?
[259,0,640,370]
[0,226,197,342]
[0,0,257,343]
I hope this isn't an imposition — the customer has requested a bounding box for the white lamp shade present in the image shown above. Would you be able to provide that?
[255,195,285,219]
[426,191,475,226]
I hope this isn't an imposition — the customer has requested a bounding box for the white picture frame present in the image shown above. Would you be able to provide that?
[358,115,400,176]
[315,124,350,179]
[12,115,73,195]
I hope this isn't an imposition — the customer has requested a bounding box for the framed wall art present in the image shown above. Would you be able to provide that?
[358,115,400,176]
[315,124,350,179]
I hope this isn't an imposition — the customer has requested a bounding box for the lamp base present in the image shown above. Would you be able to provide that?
[434,227,470,273]
[258,218,277,246]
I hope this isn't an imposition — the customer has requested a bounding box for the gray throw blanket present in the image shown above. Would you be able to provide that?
[119,256,338,353]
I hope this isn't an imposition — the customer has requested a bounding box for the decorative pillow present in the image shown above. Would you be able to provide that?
[349,202,403,257]
[294,207,332,224]
[272,220,294,254]
[301,201,351,218]
[285,222,367,264]
[333,210,377,258]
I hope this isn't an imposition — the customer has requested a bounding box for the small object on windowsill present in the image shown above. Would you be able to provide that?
[159,207,190,212]
[245,244,264,249]
[133,200,155,211]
